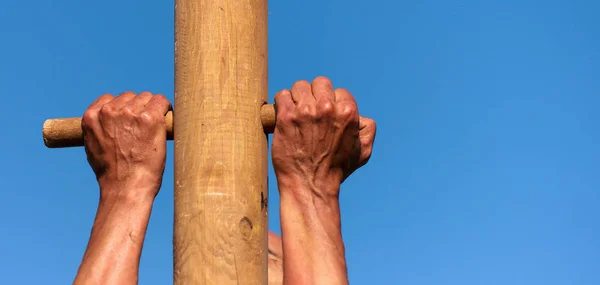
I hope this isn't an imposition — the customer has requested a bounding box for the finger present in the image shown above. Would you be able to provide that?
[291,80,315,104]
[334,88,357,104]
[312,76,335,117]
[274,89,295,114]
[144,94,172,117]
[292,80,317,122]
[359,116,375,131]
[82,95,115,152]
[125,91,153,114]
[358,116,376,166]
[106,91,137,109]
[87,94,115,110]
[334,88,359,122]
[359,117,376,145]
[274,89,295,125]
[83,94,115,130]
[312,76,335,102]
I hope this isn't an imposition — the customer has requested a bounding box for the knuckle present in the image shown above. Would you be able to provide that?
[139,111,163,125]
[138,112,155,124]
[277,110,296,124]
[99,104,116,117]
[316,100,334,115]
[284,112,297,123]
[82,110,98,127]
[298,104,315,118]
[121,105,136,117]
[338,102,358,118]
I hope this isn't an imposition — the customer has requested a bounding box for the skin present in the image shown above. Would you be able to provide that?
[73,76,376,285]
[268,231,284,285]
[73,91,171,285]
[272,77,376,285]
[73,91,288,285]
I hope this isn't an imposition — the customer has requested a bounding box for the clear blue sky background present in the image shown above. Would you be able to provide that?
[1,0,599,284]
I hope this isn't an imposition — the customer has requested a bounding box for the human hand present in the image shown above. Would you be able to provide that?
[82,91,172,200]
[271,77,376,199]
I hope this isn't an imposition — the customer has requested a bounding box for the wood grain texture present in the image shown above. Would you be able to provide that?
[41,104,274,148]
[174,0,268,284]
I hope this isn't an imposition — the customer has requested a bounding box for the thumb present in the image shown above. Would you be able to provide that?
[358,116,376,167]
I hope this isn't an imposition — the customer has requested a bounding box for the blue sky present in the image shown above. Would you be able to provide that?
[1,0,599,284]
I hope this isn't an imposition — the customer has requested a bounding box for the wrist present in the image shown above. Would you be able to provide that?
[279,179,343,239]
[95,188,155,230]
[91,185,155,252]
[98,170,162,203]
[276,172,342,201]
[280,189,342,229]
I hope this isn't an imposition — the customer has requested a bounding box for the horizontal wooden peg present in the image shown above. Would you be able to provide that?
[42,104,276,148]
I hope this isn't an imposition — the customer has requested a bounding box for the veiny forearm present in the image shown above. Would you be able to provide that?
[74,186,155,285]
[279,178,348,285]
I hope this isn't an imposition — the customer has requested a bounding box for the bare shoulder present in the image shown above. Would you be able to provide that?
[268,231,283,285]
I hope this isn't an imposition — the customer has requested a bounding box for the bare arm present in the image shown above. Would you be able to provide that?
[74,181,155,285]
[279,179,347,285]
[268,231,284,285]
[72,91,288,285]
[272,77,376,285]
[73,92,171,284]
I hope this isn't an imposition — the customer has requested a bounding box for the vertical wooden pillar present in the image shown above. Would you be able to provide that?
[173,0,268,284]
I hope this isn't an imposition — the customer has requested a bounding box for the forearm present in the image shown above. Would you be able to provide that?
[279,178,348,285]
[74,186,155,285]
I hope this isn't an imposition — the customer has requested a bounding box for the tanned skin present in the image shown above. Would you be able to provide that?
[73,77,376,285]
[73,91,289,285]
[268,231,285,285]
[272,77,376,285]
[73,92,171,285]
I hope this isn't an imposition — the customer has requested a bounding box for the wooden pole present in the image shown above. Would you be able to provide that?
[174,0,268,284]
